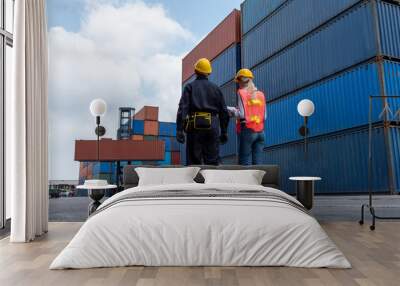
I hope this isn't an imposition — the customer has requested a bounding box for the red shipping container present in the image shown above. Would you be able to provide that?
[182,9,241,83]
[131,135,144,141]
[171,151,181,165]
[75,140,165,161]
[135,106,159,121]
[144,121,159,136]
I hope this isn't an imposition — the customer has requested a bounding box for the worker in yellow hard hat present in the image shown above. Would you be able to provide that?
[227,68,266,165]
[176,58,230,165]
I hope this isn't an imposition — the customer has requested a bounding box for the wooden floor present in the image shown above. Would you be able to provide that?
[0,222,399,286]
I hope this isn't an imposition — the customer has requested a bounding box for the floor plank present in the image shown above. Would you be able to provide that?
[0,222,399,286]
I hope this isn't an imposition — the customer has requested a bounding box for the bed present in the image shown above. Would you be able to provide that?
[50,165,350,269]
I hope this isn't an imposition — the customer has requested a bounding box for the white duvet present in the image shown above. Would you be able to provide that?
[50,183,351,269]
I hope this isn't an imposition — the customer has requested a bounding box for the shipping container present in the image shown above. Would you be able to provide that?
[75,140,165,161]
[182,9,241,83]
[220,81,237,107]
[158,152,172,165]
[132,120,144,135]
[144,121,159,136]
[249,1,400,101]
[220,120,238,158]
[159,122,177,137]
[135,106,159,121]
[208,44,241,87]
[171,151,181,165]
[159,136,172,151]
[265,60,385,147]
[242,0,359,68]
[241,0,286,35]
[131,135,144,141]
[264,127,390,194]
[92,162,115,174]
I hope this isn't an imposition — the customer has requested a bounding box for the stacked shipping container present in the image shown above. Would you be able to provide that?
[181,10,242,164]
[240,0,400,193]
[181,0,400,193]
[78,106,180,194]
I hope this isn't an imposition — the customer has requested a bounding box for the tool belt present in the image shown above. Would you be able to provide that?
[185,112,213,132]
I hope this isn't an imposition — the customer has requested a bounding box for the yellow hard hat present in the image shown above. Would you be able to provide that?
[235,68,254,82]
[194,58,212,75]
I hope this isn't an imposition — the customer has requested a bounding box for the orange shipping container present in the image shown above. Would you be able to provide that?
[171,151,181,165]
[144,121,159,136]
[75,140,165,161]
[131,135,144,141]
[135,106,159,121]
[182,10,241,83]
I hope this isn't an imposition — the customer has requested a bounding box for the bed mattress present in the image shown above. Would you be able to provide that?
[50,183,351,269]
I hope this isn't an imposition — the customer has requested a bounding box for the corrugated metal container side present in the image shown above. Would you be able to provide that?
[241,0,286,35]
[132,120,144,135]
[171,151,181,165]
[135,106,159,121]
[264,128,390,194]
[220,81,237,107]
[182,9,241,83]
[208,44,240,87]
[144,121,159,136]
[220,120,238,158]
[383,60,400,116]
[242,0,359,68]
[389,127,400,193]
[377,1,400,59]
[159,122,177,137]
[159,136,172,151]
[251,1,378,100]
[75,140,165,161]
[265,61,384,147]
[158,152,172,165]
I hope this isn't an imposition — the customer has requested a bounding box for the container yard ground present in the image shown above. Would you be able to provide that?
[48,195,400,223]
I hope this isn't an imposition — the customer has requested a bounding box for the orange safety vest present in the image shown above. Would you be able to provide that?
[237,88,266,133]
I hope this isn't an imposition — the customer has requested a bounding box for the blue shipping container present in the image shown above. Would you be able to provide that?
[208,44,241,87]
[265,127,390,194]
[220,119,238,158]
[242,0,359,69]
[158,152,172,165]
[159,136,172,152]
[220,81,237,107]
[250,1,400,101]
[241,0,286,35]
[159,122,177,137]
[265,61,386,147]
[132,120,144,135]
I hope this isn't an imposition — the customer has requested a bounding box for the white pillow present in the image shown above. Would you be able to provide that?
[136,167,201,186]
[200,169,266,185]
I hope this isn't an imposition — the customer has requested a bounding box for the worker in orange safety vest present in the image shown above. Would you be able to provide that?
[228,69,266,165]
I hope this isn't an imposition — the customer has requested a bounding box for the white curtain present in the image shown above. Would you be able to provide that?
[10,0,49,242]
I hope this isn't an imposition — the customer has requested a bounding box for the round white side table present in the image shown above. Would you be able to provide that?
[77,184,117,215]
[289,177,321,210]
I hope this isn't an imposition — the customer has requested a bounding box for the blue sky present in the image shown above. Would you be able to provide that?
[47,0,242,180]
[47,0,242,52]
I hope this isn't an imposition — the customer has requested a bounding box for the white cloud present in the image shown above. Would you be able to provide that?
[48,0,193,180]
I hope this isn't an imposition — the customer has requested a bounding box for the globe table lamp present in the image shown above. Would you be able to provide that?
[297,99,315,154]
